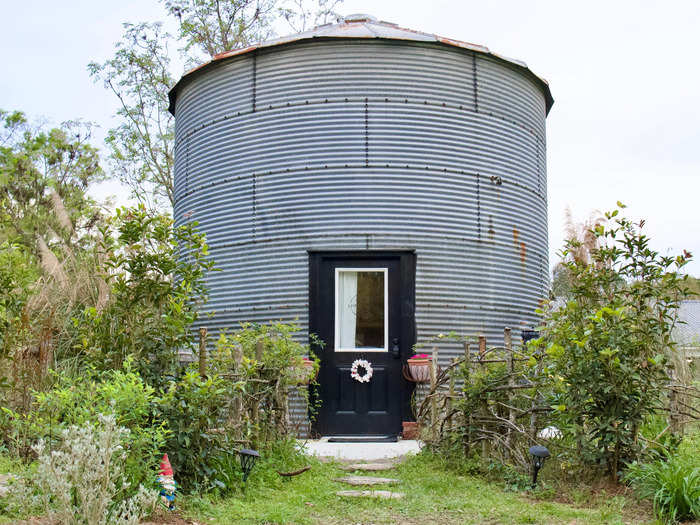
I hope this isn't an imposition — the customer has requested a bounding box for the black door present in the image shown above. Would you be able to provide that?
[309,251,416,437]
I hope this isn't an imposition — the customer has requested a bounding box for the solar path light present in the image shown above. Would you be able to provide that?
[528,445,550,488]
[238,449,260,482]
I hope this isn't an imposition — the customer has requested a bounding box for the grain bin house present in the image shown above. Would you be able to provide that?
[168,14,553,439]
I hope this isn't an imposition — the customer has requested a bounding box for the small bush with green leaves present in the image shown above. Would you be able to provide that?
[157,369,229,491]
[3,363,167,490]
[211,321,321,445]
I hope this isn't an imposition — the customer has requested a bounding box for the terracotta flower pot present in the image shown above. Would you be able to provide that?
[402,421,420,440]
[291,358,317,385]
[407,358,431,382]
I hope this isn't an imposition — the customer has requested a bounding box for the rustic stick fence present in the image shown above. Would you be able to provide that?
[197,328,298,447]
[417,327,550,469]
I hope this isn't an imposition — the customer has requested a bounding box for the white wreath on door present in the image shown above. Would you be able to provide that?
[350,359,373,383]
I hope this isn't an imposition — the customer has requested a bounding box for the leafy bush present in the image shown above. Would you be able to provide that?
[213,321,319,382]
[3,364,167,489]
[73,205,215,388]
[537,204,692,481]
[158,322,321,492]
[157,369,229,490]
[12,415,156,525]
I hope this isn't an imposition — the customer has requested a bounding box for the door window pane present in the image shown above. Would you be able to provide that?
[335,269,387,351]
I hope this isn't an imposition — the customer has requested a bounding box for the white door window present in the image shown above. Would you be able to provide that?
[334,268,388,352]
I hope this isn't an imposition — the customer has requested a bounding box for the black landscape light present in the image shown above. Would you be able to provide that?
[238,448,260,482]
[528,445,550,488]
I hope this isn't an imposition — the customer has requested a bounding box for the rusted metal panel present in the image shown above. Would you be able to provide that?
[172,33,551,433]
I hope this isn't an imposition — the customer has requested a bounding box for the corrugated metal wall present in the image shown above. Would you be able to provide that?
[173,39,549,434]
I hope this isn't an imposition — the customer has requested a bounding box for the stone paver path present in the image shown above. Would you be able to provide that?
[333,475,399,486]
[339,462,397,472]
[336,489,405,500]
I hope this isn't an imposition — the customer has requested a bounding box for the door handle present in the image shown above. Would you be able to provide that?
[391,338,400,359]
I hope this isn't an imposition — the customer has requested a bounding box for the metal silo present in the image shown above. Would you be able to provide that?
[169,14,553,438]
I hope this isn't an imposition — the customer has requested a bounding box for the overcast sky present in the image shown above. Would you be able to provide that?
[2,1,699,274]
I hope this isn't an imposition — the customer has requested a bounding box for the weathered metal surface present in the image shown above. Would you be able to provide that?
[169,19,552,115]
[172,31,551,435]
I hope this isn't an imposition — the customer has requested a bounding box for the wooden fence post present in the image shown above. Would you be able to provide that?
[668,367,680,433]
[464,341,472,455]
[252,339,264,429]
[198,327,208,378]
[479,335,488,458]
[430,346,439,442]
[447,357,457,431]
[255,339,264,362]
[530,343,544,441]
[478,335,486,359]
[231,343,243,430]
[504,327,515,460]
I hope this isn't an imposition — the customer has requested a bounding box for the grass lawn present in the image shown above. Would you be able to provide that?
[181,451,653,525]
[0,447,657,524]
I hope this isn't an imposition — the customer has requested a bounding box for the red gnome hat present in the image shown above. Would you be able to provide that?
[159,454,174,477]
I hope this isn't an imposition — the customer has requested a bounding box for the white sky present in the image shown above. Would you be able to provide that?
[1,1,699,274]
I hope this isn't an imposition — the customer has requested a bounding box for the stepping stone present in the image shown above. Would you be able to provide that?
[334,475,399,486]
[336,490,405,500]
[339,462,397,472]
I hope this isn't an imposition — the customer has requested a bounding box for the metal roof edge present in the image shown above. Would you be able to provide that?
[168,21,554,116]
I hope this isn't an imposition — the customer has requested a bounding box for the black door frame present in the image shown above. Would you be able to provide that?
[308,250,417,436]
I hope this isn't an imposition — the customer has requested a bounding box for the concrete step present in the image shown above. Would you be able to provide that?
[334,475,399,486]
[303,438,421,460]
[339,462,397,472]
[336,489,405,500]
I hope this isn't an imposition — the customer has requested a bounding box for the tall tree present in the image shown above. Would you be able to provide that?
[0,109,103,258]
[278,0,343,34]
[164,0,278,59]
[92,0,343,212]
[88,23,175,210]
[164,0,343,60]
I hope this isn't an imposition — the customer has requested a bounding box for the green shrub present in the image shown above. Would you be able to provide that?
[212,321,321,440]
[157,369,229,491]
[212,321,319,384]
[72,206,215,388]
[5,364,167,490]
[537,204,691,481]
[625,456,700,523]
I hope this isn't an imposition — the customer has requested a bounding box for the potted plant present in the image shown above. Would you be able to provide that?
[290,356,318,385]
[402,421,420,439]
[407,353,432,383]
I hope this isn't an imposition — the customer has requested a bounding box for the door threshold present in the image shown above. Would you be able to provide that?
[326,435,398,443]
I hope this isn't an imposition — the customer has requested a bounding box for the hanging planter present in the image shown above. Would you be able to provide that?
[404,354,432,383]
[291,357,318,385]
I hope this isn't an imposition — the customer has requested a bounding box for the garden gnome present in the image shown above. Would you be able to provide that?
[158,454,177,510]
